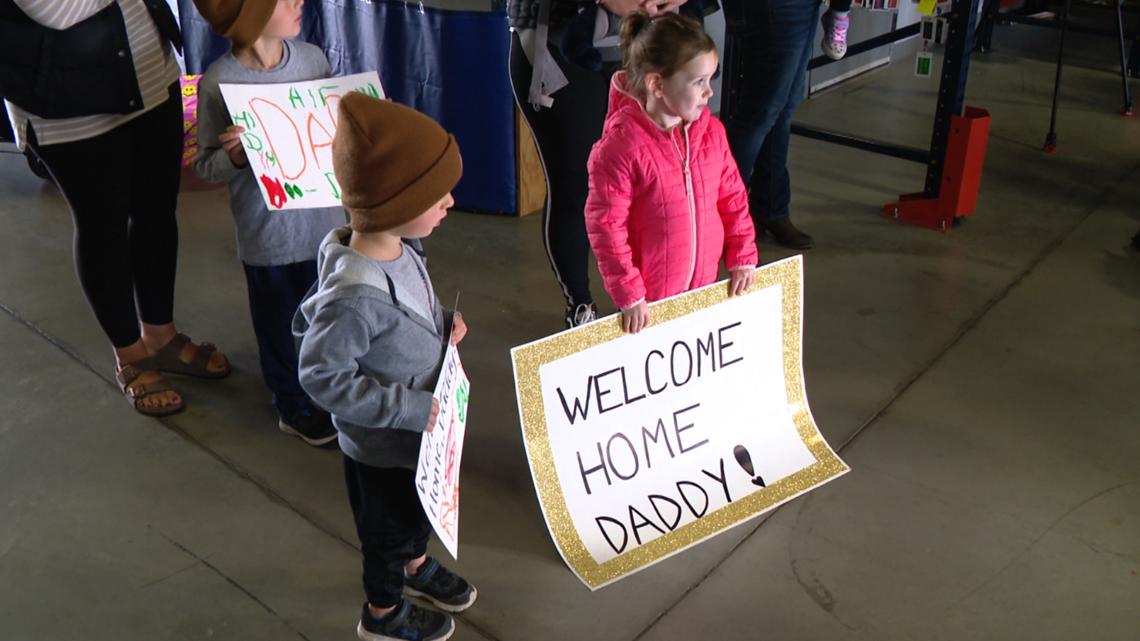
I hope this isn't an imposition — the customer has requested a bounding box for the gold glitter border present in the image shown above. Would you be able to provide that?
[510,255,849,589]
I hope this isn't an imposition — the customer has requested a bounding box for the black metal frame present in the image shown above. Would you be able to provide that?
[977,0,1140,44]
[976,0,1137,145]
[722,0,982,200]
[927,0,983,195]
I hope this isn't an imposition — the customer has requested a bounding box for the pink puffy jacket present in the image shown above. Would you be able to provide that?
[586,72,758,310]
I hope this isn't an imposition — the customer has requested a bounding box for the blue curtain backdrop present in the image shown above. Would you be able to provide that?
[178,0,516,215]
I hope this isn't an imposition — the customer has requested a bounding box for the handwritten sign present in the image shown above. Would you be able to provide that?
[219,72,384,210]
[511,256,848,589]
[415,340,470,560]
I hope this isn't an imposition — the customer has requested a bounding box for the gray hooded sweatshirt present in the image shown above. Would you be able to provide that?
[293,226,451,469]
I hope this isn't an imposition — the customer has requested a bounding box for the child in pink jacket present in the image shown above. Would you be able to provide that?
[586,11,758,334]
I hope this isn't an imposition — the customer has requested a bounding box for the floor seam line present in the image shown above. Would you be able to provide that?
[153,527,314,641]
[0,300,359,552]
[0,299,509,641]
[833,160,1140,454]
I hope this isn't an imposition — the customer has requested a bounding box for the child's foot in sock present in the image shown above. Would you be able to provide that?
[357,600,454,641]
[821,10,850,60]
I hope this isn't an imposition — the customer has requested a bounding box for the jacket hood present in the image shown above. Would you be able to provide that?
[295,225,397,332]
[603,71,711,141]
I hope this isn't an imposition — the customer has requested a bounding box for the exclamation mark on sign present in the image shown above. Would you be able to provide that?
[733,445,766,487]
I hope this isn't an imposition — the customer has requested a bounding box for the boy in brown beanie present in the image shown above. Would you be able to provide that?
[192,0,346,447]
[293,92,474,641]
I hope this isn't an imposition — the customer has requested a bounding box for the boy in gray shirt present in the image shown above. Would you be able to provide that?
[294,93,475,641]
[192,0,345,445]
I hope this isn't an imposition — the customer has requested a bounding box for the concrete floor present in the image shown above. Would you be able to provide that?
[1,27,1138,641]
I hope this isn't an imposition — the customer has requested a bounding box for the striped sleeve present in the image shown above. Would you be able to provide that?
[12,0,112,29]
[6,0,179,150]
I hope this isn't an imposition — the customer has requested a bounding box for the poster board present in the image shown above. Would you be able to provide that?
[219,71,383,210]
[510,256,848,589]
[415,337,470,559]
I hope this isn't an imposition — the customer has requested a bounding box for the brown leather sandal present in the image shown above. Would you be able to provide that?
[116,364,185,417]
[140,333,231,379]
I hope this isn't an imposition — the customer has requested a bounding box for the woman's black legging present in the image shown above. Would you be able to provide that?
[509,31,609,311]
[28,83,182,349]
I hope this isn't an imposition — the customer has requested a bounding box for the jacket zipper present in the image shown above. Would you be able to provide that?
[669,126,698,289]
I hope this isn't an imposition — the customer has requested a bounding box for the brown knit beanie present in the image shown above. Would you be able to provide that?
[192,0,275,47]
[333,93,463,233]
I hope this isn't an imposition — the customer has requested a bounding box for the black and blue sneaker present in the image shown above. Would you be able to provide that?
[278,406,337,448]
[404,557,477,612]
[357,599,453,641]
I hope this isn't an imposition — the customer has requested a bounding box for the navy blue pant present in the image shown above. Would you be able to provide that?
[724,0,820,223]
[242,260,317,419]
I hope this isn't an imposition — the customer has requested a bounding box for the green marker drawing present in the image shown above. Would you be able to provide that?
[288,86,304,109]
[233,111,256,129]
[354,83,380,99]
[242,133,263,152]
[325,172,341,199]
[456,381,470,423]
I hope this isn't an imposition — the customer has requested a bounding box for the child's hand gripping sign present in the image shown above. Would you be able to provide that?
[219,72,384,210]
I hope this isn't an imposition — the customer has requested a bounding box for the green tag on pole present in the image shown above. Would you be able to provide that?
[915,51,933,78]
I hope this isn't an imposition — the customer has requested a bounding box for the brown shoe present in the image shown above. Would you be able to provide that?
[138,333,231,379]
[116,364,185,417]
[759,218,814,250]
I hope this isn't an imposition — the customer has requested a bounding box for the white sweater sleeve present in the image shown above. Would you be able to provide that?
[12,0,113,30]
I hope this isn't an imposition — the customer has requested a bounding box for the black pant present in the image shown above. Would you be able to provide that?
[242,260,318,419]
[509,32,609,310]
[344,456,432,608]
[28,84,182,348]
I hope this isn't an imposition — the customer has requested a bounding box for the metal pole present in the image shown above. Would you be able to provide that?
[1044,0,1071,152]
[1116,0,1134,115]
[924,0,982,197]
[1131,10,1140,79]
[790,124,931,164]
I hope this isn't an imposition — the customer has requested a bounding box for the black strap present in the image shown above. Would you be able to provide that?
[141,0,182,54]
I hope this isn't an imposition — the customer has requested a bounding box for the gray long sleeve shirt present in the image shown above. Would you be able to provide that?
[193,40,346,266]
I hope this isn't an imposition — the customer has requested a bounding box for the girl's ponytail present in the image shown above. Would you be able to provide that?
[619,10,652,54]
[619,11,716,98]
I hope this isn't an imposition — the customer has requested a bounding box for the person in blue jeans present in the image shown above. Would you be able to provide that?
[723,0,819,250]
